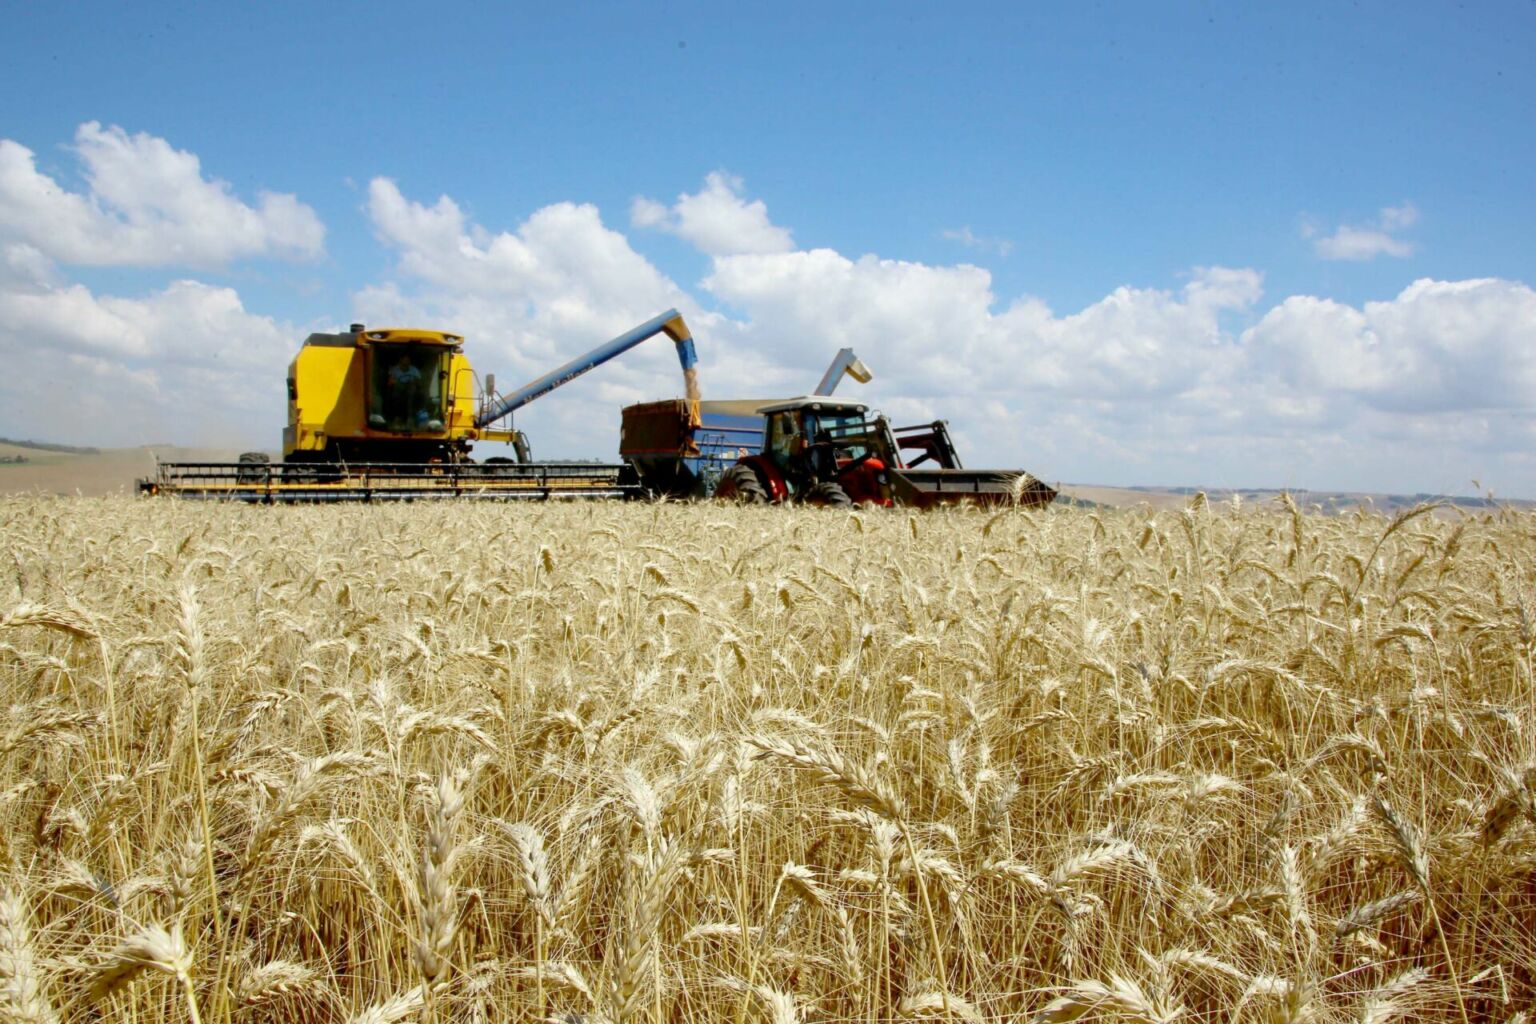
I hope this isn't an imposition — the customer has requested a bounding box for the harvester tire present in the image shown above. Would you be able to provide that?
[236,452,270,484]
[485,456,515,477]
[281,457,338,486]
[716,464,767,504]
[802,481,852,508]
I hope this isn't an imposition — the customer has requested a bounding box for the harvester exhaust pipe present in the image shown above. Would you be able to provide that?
[474,309,702,430]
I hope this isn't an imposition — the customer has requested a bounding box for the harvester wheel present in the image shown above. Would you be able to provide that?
[485,456,515,477]
[236,452,270,483]
[281,457,338,486]
[716,464,767,504]
[802,481,852,508]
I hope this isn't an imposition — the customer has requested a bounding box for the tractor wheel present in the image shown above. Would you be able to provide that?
[716,464,767,504]
[485,456,515,477]
[236,451,270,483]
[802,481,853,508]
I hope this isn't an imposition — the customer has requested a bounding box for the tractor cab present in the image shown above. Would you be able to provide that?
[736,398,898,505]
[761,399,884,472]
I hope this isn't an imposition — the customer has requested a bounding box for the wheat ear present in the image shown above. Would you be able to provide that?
[0,888,58,1024]
[348,985,428,1024]
[237,959,318,1005]
[415,773,464,988]
[88,923,201,1024]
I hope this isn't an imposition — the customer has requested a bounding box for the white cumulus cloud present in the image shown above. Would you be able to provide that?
[0,122,324,268]
[1243,276,1536,416]
[368,177,685,335]
[631,171,794,256]
[0,125,323,449]
[0,274,295,446]
[356,174,1536,493]
[704,252,1263,402]
[1309,202,1419,261]
[941,225,1013,257]
[360,177,719,458]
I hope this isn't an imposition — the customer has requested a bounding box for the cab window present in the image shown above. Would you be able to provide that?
[370,346,446,431]
[807,410,872,460]
[767,411,802,467]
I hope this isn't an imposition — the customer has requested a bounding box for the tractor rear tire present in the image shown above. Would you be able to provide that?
[716,464,767,504]
[802,481,852,507]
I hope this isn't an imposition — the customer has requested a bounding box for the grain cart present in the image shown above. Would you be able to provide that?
[623,395,1056,508]
[618,348,872,498]
[141,310,698,501]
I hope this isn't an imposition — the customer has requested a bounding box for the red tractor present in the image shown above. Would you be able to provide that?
[712,398,1056,508]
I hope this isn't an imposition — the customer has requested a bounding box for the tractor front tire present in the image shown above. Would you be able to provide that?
[716,464,767,504]
[802,481,853,508]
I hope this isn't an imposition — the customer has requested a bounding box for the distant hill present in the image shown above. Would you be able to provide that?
[1058,483,1534,513]
[0,437,100,454]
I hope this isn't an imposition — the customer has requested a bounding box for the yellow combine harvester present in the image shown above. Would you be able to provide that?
[141,311,700,501]
[282,324,519,464]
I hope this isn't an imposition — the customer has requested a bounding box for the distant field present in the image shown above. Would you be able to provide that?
[2,444,1524,515]
[0,445,253,496]
[0,494,1531,1022]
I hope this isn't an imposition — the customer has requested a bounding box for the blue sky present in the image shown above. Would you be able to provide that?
[2,2,1534,495]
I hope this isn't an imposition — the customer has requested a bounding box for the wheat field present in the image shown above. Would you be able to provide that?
[0,494,1532,1023]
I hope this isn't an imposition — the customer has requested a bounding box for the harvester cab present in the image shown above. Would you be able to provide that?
[368,345,445,433]
[281,323,508,468]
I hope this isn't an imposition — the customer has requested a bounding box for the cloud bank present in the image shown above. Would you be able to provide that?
[1,128,1531,495]
[0,123,323,268]
[0,124,311,444]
